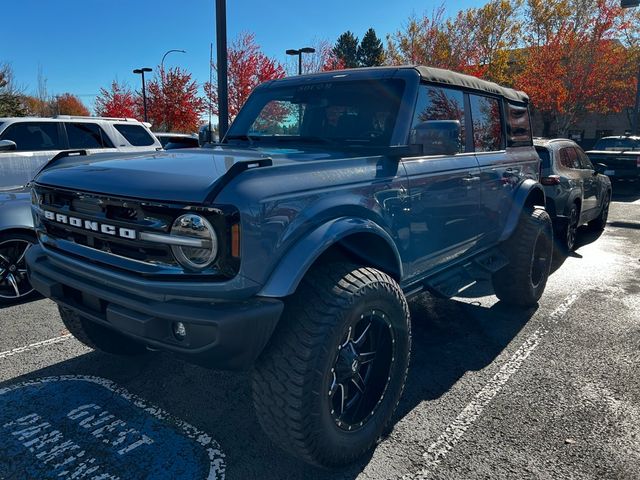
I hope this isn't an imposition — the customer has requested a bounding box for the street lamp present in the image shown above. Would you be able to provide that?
[133,67,152,122]
[161,49,186,72]
[622,0,640,134]
[286,47,316,75]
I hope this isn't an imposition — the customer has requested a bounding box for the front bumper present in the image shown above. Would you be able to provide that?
[26,245,284,370]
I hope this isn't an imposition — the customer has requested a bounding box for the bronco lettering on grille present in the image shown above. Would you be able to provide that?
[43,210,137,240]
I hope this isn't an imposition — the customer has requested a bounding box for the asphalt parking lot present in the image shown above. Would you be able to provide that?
[1,185,639,480]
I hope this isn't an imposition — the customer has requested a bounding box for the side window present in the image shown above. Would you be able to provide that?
[411,85,466,153]
[559,147,580,169]
[505,101,532,147]
[576,148,594,170]
[469,94,504,152]
[114,124,155,147]
[0,122,64,151]
[66,123,114,149]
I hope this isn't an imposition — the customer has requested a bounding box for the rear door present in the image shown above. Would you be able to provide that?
[0,121,65,187]
[575,147,599,214]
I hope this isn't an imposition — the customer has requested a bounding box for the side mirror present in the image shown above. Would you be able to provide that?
[0,140,17,152]
[411,120,462,156]
[595,162,607,173]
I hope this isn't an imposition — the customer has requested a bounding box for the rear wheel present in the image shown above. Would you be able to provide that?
[252,264,411,467]
[588,191,611,231]
[0,232,38,306]
[560,203,579,252]
[493,208,553,307]
[58,306,148,356]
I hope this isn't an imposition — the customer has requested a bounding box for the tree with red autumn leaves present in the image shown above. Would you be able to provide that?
[51,93,90,116]
[94,81,138,118]
[516,0,636,136]
[144,67,205,132]
[205,33,286,122]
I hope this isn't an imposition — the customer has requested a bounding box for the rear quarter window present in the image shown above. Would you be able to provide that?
[505,101,532,147]
[114,124,156,147]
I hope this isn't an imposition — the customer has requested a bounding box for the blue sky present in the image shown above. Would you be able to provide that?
[3,0,483,111]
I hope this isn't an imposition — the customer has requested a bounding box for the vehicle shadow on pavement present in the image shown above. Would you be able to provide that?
[1,293,540,480]
[395,294,534,419]
[0,292,43,310]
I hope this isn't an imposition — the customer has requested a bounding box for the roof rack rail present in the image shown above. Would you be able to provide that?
[55,115,139,122]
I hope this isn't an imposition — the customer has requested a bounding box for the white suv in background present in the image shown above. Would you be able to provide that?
[0,116,162,189]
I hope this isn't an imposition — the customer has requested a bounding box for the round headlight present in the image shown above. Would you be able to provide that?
[170,214,218,270]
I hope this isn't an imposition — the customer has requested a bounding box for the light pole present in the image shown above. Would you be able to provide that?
[216,0,229,139]
[622,0,640,134]
[160,50,186,131]
[133,67,152,122]
[161,49,186,72]
[286,47,316,75]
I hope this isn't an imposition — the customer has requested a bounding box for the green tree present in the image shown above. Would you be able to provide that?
[333,31,359,68]
[357,28,386,66]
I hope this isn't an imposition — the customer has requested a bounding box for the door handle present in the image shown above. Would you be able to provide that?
[462,175,480,183]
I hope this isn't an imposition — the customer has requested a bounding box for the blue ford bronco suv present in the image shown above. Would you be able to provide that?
[26,66,552,467]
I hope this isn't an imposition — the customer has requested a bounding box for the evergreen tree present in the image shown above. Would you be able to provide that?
[333,31,359,68]
[357,28,385,67]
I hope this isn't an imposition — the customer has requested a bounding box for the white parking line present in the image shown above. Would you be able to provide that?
[0,334,71,360]
[405,293,579,479]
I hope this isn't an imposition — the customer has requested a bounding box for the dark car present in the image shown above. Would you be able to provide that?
[586,135,640,180]
[0,187,37,304]
[535,138,611,251]
[27,66,552,467]
[154,132,199,150]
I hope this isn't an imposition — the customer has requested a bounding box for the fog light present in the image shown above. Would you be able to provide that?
[173,322,187,340]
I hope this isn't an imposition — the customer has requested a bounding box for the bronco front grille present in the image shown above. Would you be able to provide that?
[33,185,241,278]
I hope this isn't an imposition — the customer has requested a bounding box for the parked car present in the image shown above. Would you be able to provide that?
[154,132,199,150]
[0,116,162,189]
[26,66,551,467]
[0,186,36,304]
[535,138,612,251]
[585,135,640,180]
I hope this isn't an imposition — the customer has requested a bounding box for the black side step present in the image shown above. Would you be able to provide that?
[423,248,509,299]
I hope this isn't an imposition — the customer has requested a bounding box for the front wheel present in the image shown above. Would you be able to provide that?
[493,208,553,307]
[252,264,411,467]
[588,191,611,231]
[0,232,38,305]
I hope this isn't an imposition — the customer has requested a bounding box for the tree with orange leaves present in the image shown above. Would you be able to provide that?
[516,0,636,136]
[51,93,90,116]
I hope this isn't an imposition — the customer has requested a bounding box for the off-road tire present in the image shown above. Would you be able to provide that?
[588,191,611,231]
[493,208,553,307]
[58,306,148,355]
[252,264,411,467]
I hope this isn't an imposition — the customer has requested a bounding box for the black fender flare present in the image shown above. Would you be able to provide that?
[258,217,403,298]
[498,179,546,242]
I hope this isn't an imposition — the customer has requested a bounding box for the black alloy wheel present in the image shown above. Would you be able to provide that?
[565,205,579,252]
[328,309,395,430]
[0,235,36,305]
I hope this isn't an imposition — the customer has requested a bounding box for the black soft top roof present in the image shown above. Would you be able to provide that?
[263,65,529,104]
[415,66,529,104]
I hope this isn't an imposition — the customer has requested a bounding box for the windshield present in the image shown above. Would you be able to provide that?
[226,79,406,148]
[592,137,640,151]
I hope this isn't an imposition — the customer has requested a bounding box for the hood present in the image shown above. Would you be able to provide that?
[33,146,342,204]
